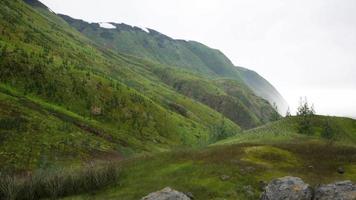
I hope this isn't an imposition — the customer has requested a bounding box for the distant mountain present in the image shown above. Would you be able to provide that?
[60,15,288,114]
[236,66,289,114]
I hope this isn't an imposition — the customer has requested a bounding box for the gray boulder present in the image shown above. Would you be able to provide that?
[314,180,356,200]
[260,176,313,200]
[141,187,191,200]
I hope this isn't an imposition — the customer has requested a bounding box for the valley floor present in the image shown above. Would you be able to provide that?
[62,141,356,200]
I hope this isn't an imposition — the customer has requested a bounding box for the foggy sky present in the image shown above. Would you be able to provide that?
[39,0,356,118]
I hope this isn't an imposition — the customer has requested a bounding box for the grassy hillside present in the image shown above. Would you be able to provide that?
[0,0,245,171]
[215,115,356,146]
[59,14,239,78]
[155,68,277,128]
[59,14,284,125]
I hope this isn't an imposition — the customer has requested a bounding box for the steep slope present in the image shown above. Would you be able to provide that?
[155,68,276,128]
[58,15,281,128]
[60,15,288,114]
[0,0,241,171]
[236,66,289,114]
[59,15,237,78]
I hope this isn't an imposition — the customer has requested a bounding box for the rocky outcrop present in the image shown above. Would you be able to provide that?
[261,177,356,200]
[141,187,191,200]
[314,181,356,200]
[260,176,313,200]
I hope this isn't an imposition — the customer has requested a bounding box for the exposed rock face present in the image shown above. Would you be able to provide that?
[314,181,356,200]
[141,187,191,200]
[260,176,313,200]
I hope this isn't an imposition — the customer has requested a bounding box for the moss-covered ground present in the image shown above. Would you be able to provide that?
[62,140,356,200]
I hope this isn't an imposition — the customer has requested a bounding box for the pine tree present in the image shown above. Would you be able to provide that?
[296,97,315,135]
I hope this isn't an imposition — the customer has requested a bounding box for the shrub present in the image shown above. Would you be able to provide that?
[0,175,20,200]
[168,102,188,117]
[321,119,335,140]
[0,162,120,200]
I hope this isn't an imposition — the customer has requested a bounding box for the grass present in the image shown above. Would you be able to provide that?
[215,116,356,146]
[55,141,356,200]
[1,115,355,199]
[0,162,120,200]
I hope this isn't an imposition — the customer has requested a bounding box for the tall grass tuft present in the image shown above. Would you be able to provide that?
[0,175,21,200]
[0,162,120,200]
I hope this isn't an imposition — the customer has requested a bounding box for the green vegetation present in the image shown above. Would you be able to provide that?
[56,141,356,200]
[321,118,336,140]
[0,0,286,173]
[1,1,356,200]
[0,0,243,172]
[154,68,277,128]
[0,162,119,200]
[60,14,283,127]
[0,116,354,199]
[296,98,316,135]
[216,116,356,146]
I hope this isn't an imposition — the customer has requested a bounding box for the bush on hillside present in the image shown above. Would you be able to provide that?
[321,119,336,141]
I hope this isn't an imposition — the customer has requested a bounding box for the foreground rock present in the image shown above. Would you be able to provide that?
[141,187,191,200]
[314,181,356,200]
[260,176,313,200]
[261,177,356,200]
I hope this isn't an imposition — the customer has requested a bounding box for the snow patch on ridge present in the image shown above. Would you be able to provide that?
[135,26,150,33]
[140,27,150,33]
[99,22,116,29]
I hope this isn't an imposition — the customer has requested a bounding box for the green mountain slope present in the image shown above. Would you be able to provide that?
[155,68,276,128]
[59,15,287,111]
[0,0,242,171]
[59,14,284,128]
[59,15,240,78]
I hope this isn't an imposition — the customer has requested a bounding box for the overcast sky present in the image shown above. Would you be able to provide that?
[40,0,356,118]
